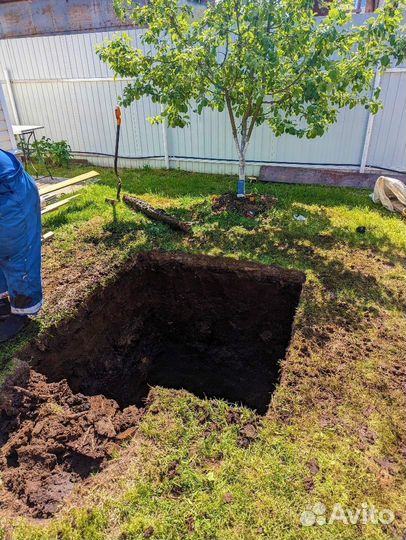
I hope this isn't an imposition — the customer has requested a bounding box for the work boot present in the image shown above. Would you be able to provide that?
[0,314,28,343]
[0,298,11,320]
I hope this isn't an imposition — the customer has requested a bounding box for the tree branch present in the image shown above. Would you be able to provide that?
[219,33,230,68]
[246,97,264,144]
[235,0,242,50]
[225,92,241,153]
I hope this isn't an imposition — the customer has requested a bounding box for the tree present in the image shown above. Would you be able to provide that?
[97,0,405,197]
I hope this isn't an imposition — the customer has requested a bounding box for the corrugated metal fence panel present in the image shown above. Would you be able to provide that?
[271,105,369,166]
[1,31,118,80]
[168,102,368,167]
[0,26,405,173]
[0,29,153,81]
[8,80,163,158]
[367,71,406,172]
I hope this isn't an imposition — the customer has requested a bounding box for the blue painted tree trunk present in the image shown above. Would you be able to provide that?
[237,155,246,198]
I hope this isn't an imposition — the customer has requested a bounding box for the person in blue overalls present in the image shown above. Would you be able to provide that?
[0,148,42,342]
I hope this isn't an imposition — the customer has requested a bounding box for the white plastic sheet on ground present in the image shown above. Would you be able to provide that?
[372,176,406,214]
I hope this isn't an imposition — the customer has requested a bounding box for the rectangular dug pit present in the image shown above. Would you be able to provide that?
[30,252,305,415]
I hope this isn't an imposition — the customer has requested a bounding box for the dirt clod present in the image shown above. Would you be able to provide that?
[185,516,195,531]
[304,477,315,492]
[241,423,258,439]
[143,526,154,538]
[308,458,320,475]
[0,370,142,518]
[226,410,243,425]
[212,192,277,217]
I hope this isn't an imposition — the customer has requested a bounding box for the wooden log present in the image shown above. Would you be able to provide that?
[123,194,191,233]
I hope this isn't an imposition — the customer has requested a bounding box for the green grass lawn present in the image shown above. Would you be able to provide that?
[0,165,405,540]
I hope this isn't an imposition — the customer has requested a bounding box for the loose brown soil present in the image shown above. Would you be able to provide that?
[0,369,141,518]
[212,192,277,217]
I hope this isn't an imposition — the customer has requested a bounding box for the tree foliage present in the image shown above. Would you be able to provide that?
[97,0,405,195]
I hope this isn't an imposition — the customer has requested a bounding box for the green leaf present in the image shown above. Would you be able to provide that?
[380,54,390,67]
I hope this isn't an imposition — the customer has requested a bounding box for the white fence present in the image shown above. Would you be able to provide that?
[0,86,16,152]
[0,15,405,176]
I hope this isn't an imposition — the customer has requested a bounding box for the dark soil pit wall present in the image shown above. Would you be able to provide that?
[0,252,305,518]
[28,252,305,415]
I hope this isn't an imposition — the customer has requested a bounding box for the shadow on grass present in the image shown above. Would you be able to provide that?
[199,203,404,263]
[42,200,98,230]
[191,205,404,331]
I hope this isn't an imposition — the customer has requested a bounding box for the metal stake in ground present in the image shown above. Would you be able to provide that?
[107,106,190,233]
[106,106,122,207]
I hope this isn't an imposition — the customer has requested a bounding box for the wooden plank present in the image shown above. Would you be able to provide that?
[41,195,79,215]
[259,165,406,189]
[42,231,54,242]
[38,170,99,196]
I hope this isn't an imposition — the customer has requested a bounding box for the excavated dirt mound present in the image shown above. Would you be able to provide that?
[212,192,277,217]
[0,370,141,518]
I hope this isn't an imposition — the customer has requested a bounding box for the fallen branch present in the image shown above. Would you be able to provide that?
[123,194,191,234]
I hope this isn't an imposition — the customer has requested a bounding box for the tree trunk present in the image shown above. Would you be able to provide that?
[237,152,246,198]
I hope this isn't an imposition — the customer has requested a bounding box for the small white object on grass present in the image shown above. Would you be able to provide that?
[294,214,307,222]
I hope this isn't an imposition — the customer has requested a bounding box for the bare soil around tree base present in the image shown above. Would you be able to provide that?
[212,192,278,218]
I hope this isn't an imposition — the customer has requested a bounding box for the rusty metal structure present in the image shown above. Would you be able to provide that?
[0,0,380,40]
[314,0,378,16]
[0,0,135,39]
[0,0,212,39]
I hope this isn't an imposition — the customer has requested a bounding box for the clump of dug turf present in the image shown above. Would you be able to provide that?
[212,192,277,218]
[0,370,141,518]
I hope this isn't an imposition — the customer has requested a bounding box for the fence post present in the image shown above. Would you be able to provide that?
[360,70,381,174]
[160,104,170,169]
[3,69,20,125]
